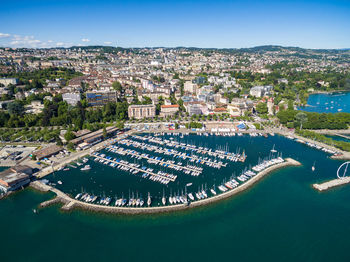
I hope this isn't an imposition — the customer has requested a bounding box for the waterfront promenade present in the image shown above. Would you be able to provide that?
[31,157,301,214]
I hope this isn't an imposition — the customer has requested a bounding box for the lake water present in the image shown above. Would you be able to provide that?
[1,134,350,262]
[299,91,350,113]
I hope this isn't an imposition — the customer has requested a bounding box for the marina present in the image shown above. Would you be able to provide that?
[33,157,300,213]
[36,132,304,210]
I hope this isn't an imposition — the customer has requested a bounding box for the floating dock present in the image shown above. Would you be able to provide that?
[92,154,177,182]
[313,177,350,191]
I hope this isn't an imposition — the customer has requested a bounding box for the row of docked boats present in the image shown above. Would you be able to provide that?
[72,156,285,208]
[106,145,203,176]
[117,138,228,169]
[92,152,176,184]
[294,138,339,154]
[132,134,245,162]
[75,192,152,207]
[252,157,284,172]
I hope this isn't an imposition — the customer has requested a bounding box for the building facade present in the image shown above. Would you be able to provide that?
[160,105,179,117]
[128,104,156,119]
[0,78,18,87]
[86,91,117,106]
[62,92,81,106]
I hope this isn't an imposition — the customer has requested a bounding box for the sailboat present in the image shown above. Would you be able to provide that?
[162,189,166,205]
[271,144,277,153]
[147,192,152,207]
[312,161,316,172]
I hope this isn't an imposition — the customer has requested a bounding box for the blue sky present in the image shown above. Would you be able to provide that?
[0,0,349,49]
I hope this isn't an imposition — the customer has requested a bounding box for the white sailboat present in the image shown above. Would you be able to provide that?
[147,192,152,207]
[271,144,277,153]
[162,189,166,205]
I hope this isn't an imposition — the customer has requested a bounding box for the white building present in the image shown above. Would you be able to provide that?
[0,78,18,87]
[184,81,197,94]
[62,93,81,106]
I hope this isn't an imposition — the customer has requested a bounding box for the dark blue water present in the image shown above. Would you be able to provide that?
[1,135,350,262]
[299,91,350,113]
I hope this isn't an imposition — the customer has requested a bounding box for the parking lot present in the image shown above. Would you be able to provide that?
[0,145,37,166]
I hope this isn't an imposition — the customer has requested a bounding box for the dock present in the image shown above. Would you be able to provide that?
[114,141,228,168]
[106,146,204,174]
[92,154,177,182]
[132,135,240,161]
[313,177,350,191]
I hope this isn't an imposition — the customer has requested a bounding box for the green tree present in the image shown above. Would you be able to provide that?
[7,101,24,116]
[64,131,76,141]
[295,112,308,129]
[103,127,107,138]
[256,102,268,114]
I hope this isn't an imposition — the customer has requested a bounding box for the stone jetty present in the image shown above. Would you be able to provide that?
[313,177,350,191]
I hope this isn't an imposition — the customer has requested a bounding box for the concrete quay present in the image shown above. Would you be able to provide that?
[31,158,301,215]
[313,177,350,191]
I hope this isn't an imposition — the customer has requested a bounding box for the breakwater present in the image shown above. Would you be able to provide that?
[313,177,350,191]
[32,158,301,214]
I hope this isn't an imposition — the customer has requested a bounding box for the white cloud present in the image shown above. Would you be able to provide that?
[0,33,11,38]
[81,38,90,42]
[9,35,42,47]
[104,41,112,45]
[0,33,73,48]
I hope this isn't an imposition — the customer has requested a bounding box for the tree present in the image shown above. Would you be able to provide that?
[112,81,123,94]
[295,112,308,129]
[7,101,24,116]
[116,121,124,130]
[103,127,107,138]
[256,102,268,115]
[64,131,76,141]
[67,142,75,151]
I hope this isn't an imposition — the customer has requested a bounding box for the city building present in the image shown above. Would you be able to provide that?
[128,104,156,119]
[86,91,117,106]
[249,85,273,97]
[62,92,81,106]
[0,78,18,87]
[184,81,197,94]
[71,126,119,149]
[33,145,63,160]
[184,102,203,116]
[0,165,33,193]
[160,104,179,117]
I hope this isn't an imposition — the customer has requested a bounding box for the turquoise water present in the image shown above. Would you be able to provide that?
[299,91,350,113]
[1,135,350,262]
[325,135,350,142]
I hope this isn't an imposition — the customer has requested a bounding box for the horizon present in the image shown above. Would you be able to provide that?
[1,44,350,51]
[1,0,350,49]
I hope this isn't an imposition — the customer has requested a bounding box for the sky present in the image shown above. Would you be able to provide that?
[0,0,349,49]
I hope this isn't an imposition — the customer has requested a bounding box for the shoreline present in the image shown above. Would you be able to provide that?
[31,157,301,215]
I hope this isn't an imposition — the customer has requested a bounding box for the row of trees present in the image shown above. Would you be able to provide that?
[296,129,350,152]
[0,95,128,129]
[277,109,350,130]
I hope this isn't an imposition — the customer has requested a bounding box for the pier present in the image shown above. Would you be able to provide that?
[32,158,301,215]
[132,134,241,161]
[92,153,177,182]
[114,141,228,168]
[105,146,204,174]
